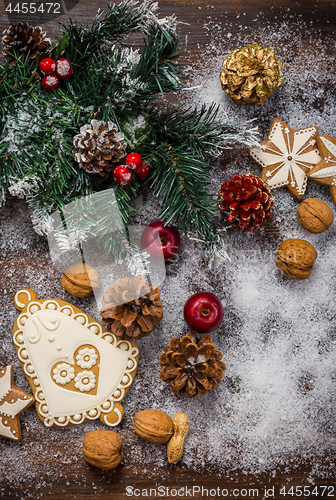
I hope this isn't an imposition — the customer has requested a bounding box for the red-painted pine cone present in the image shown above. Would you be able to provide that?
[218,173,273,231]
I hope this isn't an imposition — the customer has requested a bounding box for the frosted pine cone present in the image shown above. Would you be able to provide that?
[159,332,226,398]
[218,173,273,231]
[220,44,283,105]
[73,120,127,177]
[101,276,163,340]
[2,23,50,63]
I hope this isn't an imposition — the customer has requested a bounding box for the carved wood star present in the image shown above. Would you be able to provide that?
[249,118,321,199]
[0,364,35,441]
[307,135,336,206]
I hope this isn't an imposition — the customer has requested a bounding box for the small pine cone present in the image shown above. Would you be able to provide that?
[159,332,226,398]
[101,276,163,340]
[220,44,283,105]
[73,119,127,177]
[218,173,273,231]
[2,23,50,63]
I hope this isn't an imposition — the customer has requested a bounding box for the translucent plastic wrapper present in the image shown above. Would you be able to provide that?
[47,189,166,313]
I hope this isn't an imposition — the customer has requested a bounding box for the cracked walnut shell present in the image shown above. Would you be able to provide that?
[61,262,100,298]
[275,239,317,280]
[297,198,334,233]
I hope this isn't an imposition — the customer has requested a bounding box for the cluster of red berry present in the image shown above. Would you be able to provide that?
[113,152,150,185]
[39,57,73,90]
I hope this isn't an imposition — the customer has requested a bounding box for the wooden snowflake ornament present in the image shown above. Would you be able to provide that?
[249,119,321,199]
[307,135,336,206]
[0,364,34,441]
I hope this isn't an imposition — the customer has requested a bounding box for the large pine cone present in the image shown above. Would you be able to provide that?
[73,120,127,177]
[218,173,273,231]
[101,276,163,340]
[159,332,226,398]
[220,44,283,105]
[2,23,50,63]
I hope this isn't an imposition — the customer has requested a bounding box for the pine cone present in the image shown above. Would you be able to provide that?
[73,120,127,177]
[101,276,163,340]
[218,173,273,231]
[220,44,283,105]
[159,332,226,398]
[2,23,50,63]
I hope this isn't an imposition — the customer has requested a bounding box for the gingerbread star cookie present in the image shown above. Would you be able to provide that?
[0,364,35,441]
[307,135,336,206]
[249,118,321,199]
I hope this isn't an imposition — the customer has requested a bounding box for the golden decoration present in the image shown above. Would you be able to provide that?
[220,44,283,105]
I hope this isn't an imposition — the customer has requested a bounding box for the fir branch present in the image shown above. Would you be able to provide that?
[0,1,259,250]
[142,105,259,245]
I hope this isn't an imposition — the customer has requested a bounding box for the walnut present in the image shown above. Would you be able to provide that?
[275,239,318,280]
[133,409,174,443]
[82,430,123,470]
[61,262,100,298]
[297,198,334,233]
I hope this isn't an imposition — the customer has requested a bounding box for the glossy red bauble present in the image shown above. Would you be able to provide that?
[39,57,56,75]
[55,58,73,79]
[42,74,59,91]
[125,152,143,170]
[136,163,150,180]
[113,165,133,185]
[140,221,180,261]
[183,292,224,333]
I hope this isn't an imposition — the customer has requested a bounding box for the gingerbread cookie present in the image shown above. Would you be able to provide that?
[0,364,34,441]
[307,135,336,206]
[249,118,321,199]
[13,289,139,428]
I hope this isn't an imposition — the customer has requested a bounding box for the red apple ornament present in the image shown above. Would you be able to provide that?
[184,292,224,333]
[39,57,56,75]
[125,152,143,170]
[141,221,180,261]
[42,74,59,90]
[113,165,133,185]
[55,58,73,79]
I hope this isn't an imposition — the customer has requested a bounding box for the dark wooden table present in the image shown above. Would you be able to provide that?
[1,0,335,498]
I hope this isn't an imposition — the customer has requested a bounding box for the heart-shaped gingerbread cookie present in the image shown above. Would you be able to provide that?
[13,289,139,428]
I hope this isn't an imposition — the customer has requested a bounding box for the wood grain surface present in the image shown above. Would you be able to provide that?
[0,0,335,499]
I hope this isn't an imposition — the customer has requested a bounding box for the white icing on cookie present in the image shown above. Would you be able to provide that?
[76,348,97,369]
[250,121,320,195]
[13,295,139,427]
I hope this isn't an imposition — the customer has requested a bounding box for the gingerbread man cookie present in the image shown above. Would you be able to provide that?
[308,135,336,206]
[249,118,321,199]
[0,364,34,441]
[13,289,139,428]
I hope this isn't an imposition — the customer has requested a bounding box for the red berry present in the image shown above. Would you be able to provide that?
[39,57,56,75]
[55,58,73,79]
[136,163,150,180]
[125,152,143,170]
[140,221,180,261]
[42,74,59,91]
[113,165,133,185]
[184,292,224,334]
